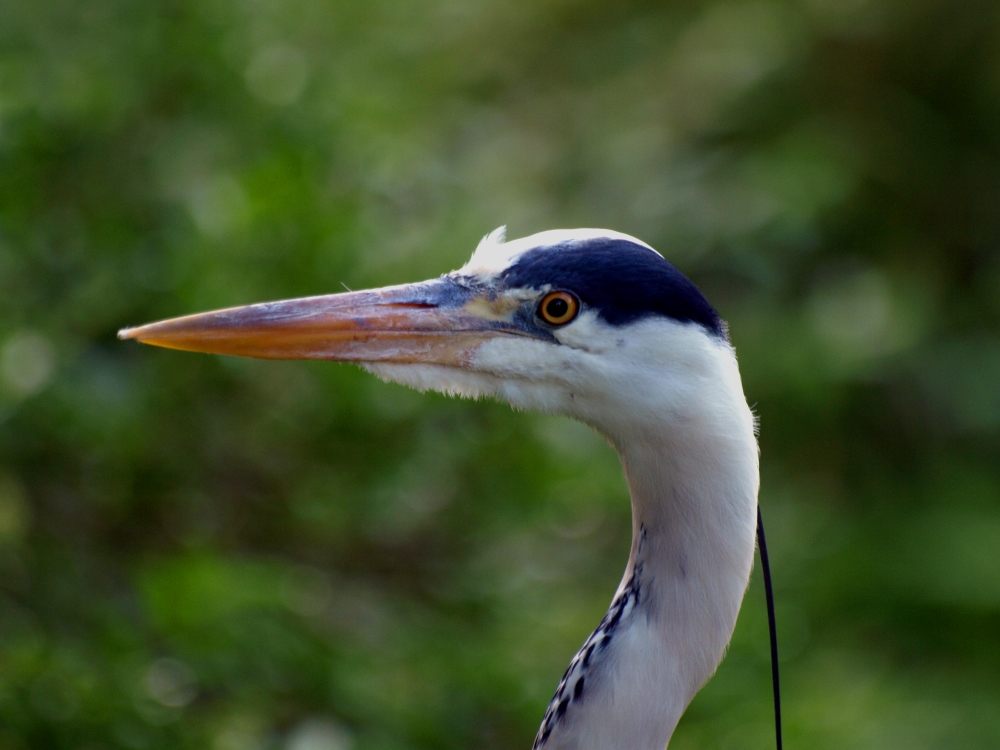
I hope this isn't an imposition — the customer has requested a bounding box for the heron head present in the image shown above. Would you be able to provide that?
[120,228,731,436]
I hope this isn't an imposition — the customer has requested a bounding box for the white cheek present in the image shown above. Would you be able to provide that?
[470,338,580,413]
[469,315,642,419]
[472,337,556,379]
[551,311,616,353]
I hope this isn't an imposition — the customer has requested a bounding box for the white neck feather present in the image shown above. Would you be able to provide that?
[534,335,759,750]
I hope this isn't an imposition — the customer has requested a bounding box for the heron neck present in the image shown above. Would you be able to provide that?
[612,421,759,746]
[534,410,759,750]
[533,339,760,750]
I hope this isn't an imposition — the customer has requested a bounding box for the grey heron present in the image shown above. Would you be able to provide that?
[120,227,766,750]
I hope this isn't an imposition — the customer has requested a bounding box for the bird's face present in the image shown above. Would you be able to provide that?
[120,228,730,436]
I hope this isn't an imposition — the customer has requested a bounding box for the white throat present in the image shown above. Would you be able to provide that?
[532,335,759,750]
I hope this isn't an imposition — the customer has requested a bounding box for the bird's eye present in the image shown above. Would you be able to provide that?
[538,291,579,326]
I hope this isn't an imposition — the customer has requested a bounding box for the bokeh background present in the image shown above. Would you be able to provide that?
[2,0,1000,747]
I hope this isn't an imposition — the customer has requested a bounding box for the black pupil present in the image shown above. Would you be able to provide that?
[546,297,569,319]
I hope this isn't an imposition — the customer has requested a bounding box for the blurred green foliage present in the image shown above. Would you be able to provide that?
[2,0,1000,747]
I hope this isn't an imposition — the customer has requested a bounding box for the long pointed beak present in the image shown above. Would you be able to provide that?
[118,278,524,367]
